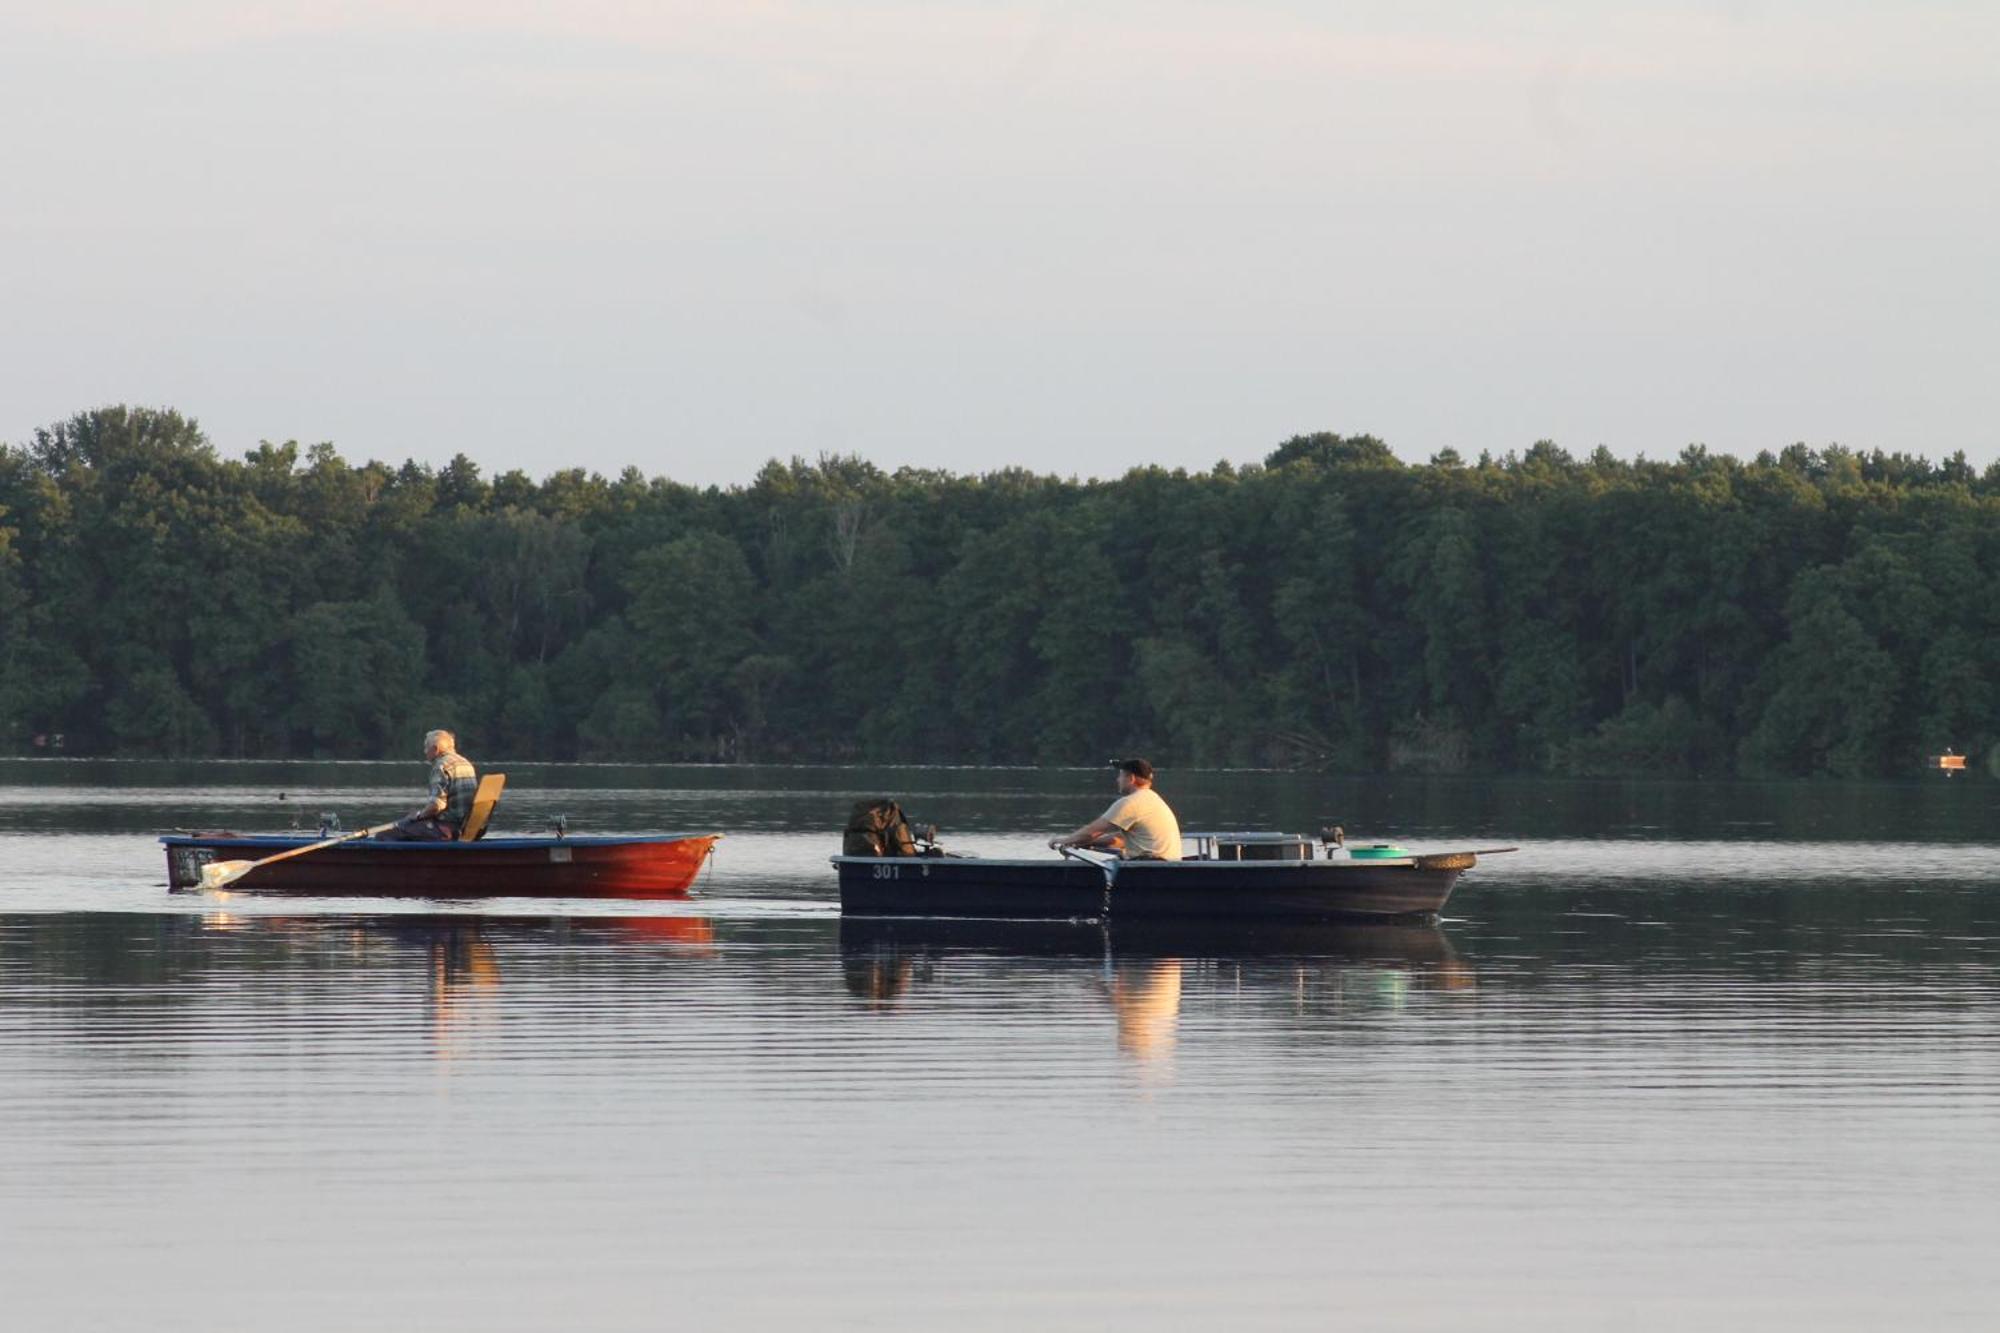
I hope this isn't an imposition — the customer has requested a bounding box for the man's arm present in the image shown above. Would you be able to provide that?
[404,766,447,823]
[1049,815,1121,850]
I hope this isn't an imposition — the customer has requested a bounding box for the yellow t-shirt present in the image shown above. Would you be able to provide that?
[1101,787,1182,861]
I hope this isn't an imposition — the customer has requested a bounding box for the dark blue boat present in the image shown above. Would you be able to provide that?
[834,831,1508,922]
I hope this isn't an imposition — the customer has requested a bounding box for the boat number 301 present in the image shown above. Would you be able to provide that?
[872,863,900,879]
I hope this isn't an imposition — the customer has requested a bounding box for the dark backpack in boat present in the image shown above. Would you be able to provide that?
[845,799,918,857]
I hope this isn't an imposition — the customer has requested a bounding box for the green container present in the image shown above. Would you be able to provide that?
[1347,843,1409,860]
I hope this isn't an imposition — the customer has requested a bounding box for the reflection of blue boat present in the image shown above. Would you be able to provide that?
[838,913,1460,964]
[835,831,1506,922]
[838,915,1473,1019]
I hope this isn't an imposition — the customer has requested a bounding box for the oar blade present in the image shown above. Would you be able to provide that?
[198,859,256,890]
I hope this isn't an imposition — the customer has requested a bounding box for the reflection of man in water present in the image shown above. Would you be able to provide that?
[1049,759,1182,860]
[1108,960,1183,1062]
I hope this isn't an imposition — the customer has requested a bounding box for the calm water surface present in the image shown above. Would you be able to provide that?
[3,760,1998,1330]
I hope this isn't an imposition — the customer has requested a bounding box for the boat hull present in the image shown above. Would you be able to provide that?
[833,853,1469,921]
[163,833,720,898]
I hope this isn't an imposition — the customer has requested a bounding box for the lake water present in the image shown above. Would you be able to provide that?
[3,760,1998,1330]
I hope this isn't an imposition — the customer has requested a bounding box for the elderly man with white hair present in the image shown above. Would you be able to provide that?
[378,728,479,841]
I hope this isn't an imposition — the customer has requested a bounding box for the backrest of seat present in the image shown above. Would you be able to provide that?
[459,774,506,841]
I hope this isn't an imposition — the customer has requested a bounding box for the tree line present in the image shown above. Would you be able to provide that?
[2,405,1995,777]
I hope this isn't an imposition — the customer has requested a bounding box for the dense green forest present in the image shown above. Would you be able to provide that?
[1,405,1995,776]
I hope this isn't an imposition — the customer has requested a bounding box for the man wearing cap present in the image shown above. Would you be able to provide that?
[1049,759,1182,860]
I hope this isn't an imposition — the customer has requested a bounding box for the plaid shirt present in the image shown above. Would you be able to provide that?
[428,751,479,829]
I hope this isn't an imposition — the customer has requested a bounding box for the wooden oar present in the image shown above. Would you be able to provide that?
[198,822,403,891]
[1410,846,1519,871]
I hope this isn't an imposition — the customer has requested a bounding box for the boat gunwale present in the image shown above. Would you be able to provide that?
[830,852,1422,870]
[162,832,721,851]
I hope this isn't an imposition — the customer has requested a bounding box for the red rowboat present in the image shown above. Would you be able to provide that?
[162,832,720,898]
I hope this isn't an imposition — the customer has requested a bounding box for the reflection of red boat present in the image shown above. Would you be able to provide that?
[161,833,720,898]
[612,916,719,949]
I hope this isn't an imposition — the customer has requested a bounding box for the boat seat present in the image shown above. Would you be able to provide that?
[458,774,506,842]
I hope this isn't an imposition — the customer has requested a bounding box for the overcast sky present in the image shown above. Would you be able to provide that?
[2,2,1995,486]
